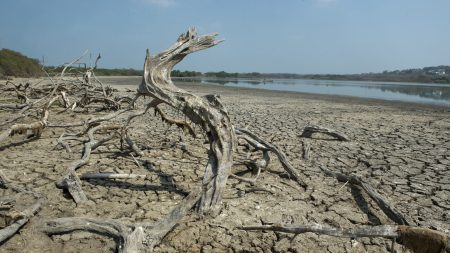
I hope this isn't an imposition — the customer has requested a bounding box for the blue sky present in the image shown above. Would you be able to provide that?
[1,0,449,74]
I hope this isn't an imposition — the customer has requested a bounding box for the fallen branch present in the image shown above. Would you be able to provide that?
[302,140,310,160]
[0,96,57,143]
[301,125,349,141]
[236,128,306,188]
[0,198,44,244]
[320,166,409,225]
[240,224,450,253]
[56,124,121,203]
[60,50,89,78]
[240,223,398,238]
[0,171,44,243]
[60,91,70,108]
[80,172,148,180]
[42,188,202,252]
[124,133,144,157]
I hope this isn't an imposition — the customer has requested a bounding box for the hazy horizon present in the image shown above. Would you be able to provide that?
[1,0,449,75]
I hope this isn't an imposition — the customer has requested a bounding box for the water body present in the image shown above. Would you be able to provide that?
[100,76,450,106]
[179,78,450,106]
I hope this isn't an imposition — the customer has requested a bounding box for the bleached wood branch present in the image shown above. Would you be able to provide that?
[301,125,349,141]
[136,27,234,213]
[320,166,409,225]
[236,127,306,188]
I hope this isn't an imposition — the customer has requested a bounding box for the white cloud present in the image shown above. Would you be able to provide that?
[142,0,176,7]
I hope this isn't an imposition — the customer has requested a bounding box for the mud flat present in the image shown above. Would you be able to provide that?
[0,78,449,252]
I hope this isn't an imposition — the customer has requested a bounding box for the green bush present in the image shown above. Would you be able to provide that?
[0,49,43,78]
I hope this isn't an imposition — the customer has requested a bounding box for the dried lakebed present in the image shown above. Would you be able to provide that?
[0,80,449,252]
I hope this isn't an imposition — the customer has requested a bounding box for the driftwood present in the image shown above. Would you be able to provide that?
[302,140,311,160]
[240,223,399,238]
[0,198,44,244]
[236,128,306,188]
[136,27,235,213]
[80,172,148,180]
[301,125,349,141]
[0,171,44,244]
[56,124,121,203]
[240,224,450,253]
[42,189,201,253]
[0,52,128,148]
[320,166,409,225]
[0,96,57,143]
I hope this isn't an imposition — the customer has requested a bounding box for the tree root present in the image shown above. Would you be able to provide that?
[41,189,201,253]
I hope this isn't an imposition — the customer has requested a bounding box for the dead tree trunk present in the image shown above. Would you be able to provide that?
[136,27,235,213]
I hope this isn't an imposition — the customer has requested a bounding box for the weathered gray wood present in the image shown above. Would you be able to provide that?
[56,124,121,203]
[240,224,450,253]
[0,198,44,243]
[60,50,88,78]
[302,140,310,160]
[42,188,202,253]
[0,171,44,243]
[236,127,306,188]
[137,27,234,213]
[80,172,148,180]
[240,223,399,238]
[60,91,70,108]
[0,96,57,143]
[125,133,144,156]
[320,166,409,225]
[301,125,349,141]
[0,103,29,110]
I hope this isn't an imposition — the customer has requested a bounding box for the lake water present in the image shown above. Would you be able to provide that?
[100,76,450,106]
[180,78,450,106]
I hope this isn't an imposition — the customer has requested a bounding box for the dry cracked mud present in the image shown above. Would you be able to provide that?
[0,77,449,252]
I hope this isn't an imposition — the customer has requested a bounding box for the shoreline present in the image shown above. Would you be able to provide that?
[103,77,450,112]
[176,81,450,112]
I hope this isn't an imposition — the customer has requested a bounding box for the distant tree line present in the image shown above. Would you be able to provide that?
[175,68,450,84]
[171,70,202,77]
[42,66,142,76]
[203,71,238,78]
[1,48,449,84]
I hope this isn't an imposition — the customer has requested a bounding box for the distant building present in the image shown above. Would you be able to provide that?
[427,69,446,75]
